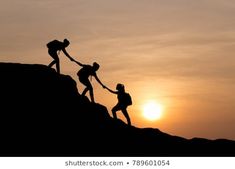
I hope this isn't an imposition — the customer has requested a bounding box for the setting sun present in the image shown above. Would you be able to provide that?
[142,101,163,121]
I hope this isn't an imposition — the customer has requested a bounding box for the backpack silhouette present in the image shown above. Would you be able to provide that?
[47,40,62,49]
[123,93,132,106]
[77,65,96,79]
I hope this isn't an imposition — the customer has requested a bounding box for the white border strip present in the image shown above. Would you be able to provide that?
[0,157,234,169]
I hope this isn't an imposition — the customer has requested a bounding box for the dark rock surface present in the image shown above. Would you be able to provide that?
[0,62,234,156]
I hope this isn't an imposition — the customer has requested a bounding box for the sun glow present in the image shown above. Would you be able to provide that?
[142,101,163,121]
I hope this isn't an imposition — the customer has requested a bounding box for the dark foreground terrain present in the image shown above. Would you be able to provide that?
[0,62,235,156]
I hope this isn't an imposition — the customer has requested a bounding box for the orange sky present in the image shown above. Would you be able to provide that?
[1,0,235,140]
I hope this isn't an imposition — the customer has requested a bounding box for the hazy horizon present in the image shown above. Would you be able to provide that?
[1,0,235,140]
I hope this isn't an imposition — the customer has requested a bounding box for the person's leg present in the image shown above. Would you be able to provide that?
[112,105,120,119]
[48,60,56,68]
[48,50,60,73]
[81,87,89,96]
[55,58,60,74]
[122,108,131,126]
[89,87,94,103]
[79,78,88,96]
[80,78,94,102]
[84,80,94,102]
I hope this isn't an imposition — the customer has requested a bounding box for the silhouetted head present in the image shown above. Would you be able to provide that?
[116,83,125,92]
[93,62,100,71]
[63,39,70,47]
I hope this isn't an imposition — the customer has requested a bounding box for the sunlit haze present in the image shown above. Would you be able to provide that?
[1,0,235,140]
[142,101,163,121]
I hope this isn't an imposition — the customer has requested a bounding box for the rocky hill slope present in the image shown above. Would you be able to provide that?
[0,62,235,156]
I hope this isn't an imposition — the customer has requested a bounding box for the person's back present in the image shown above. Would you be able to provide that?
[77,65,95,80]
[117,91,126,105]
[117,87,132,107]
[47,40,65,51]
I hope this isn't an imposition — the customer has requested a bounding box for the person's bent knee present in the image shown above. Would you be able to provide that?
[87,86,93,91]
[112,106,118,112]
[55,58,59,63]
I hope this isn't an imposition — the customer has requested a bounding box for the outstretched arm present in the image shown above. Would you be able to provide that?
[105,86,117,94]
[62,48,75,61]
[62,48,85,67]
[74,60,85,67]
[93,73,118,94]
[94,74,106,89]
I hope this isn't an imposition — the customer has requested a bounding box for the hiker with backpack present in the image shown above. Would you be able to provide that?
[47,38,75,74]
[104,83,132,126]
[75,60,106,103]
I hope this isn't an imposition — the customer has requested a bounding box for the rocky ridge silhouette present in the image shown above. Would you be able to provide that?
[0,62,235,156]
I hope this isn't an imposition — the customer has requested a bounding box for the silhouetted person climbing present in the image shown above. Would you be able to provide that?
[47,38,75,74]
[105,83,132,126]
[75,61,105,103]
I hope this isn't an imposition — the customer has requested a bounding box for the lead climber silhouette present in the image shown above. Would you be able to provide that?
[47,38,75,74]
[105,83,132,126]
[75,61,106,103]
